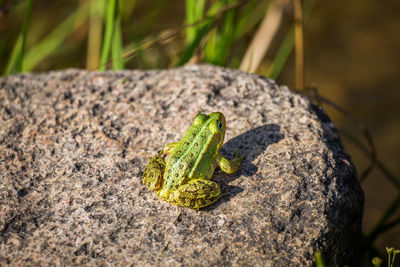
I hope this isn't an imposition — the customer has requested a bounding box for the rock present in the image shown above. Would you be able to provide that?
[0,65,363,266]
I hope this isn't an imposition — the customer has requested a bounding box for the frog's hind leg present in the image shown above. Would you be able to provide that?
[142,153,166,191]
[173,179,221,209]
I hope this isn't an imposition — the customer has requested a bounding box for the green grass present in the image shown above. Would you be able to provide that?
[315,251,325,267]
[4,0,32,75]
[185,0,206,45]
[99,0,118,70]
[22,1,90,72]
[111,4,124,70]
[371,248,400,267]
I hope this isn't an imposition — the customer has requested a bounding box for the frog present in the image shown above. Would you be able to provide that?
[142,111,244,209]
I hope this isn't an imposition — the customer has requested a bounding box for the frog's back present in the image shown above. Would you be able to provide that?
[163,121,217,192]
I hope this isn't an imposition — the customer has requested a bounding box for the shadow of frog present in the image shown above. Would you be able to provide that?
[204,123,283,211]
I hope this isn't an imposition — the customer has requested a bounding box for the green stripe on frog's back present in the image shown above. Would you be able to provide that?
[163,117,215,191]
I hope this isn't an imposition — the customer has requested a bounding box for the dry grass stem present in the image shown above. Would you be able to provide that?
[294,0,304,90]
[239,0,290,73]
[87,0,103,69]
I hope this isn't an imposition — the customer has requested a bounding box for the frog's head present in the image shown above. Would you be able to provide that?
[194,111,226,149]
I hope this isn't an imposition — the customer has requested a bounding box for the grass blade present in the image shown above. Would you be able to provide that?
[234,0,267,40]
[4,0,32,75]
[266,0,316,79]
[4,36,22,75]
[179,0,225,66]
[204,0,234,65]
[205,2,236,65]
[87,0,104,70]
[294,0,304,90]
[22,1,90,71]
[99,0,118,70]
[185,0,206,44]
[240,0,289,73]
[178,21,213,66]
[120,0,137,21]
[315,251,325,267]
[368,194,400,241]
[266,26,293,79]
[111,12,124,70]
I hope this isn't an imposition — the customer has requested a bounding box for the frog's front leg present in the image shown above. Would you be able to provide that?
[142,142,178,191]
[216,150,245,174]
[142,153,166,191]
[162,142,179,154]
[173,179,221,209]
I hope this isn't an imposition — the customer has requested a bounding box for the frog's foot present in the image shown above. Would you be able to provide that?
[173,179,221,209]
[216,149,246,174]
[142,154,166,191]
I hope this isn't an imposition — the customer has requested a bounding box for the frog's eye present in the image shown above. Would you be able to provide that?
[210,120,223,133]
[193,113,207,125]
[217,121,223,130]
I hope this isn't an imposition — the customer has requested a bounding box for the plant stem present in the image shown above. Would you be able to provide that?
[294,0,304,90]
[100,0,118,70]
[87,0,103,69]
[4,0,33,75]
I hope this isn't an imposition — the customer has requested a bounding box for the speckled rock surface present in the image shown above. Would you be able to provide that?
[0,65,363,266]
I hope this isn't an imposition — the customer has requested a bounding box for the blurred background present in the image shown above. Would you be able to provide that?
[1,0,399,264]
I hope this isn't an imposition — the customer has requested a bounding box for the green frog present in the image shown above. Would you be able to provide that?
[142,111,244,209]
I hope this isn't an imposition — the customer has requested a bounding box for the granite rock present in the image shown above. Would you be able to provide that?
[0,65,363,266]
